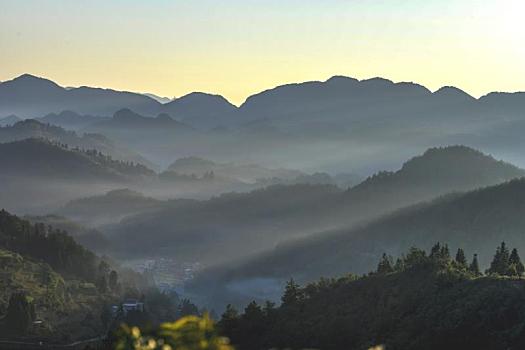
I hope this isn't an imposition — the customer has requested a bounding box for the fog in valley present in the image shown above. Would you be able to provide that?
[3,72,525,348]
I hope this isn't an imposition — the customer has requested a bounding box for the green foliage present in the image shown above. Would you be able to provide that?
[469,254,481,276]
[486,242,525,277]
[281,278,305,307]
[115,314,233,350]
[0,209,99,282]
[455,248,468,268]
[221,243,525,350]
[376,253,394,274]
[6,292,35,334]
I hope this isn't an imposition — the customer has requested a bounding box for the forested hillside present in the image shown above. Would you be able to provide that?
[0,119,152,167]
[219,244,525,350]
[107,146,525,264]
[196,178,525,309]
[0,138,154,181]
[0,209,151,342]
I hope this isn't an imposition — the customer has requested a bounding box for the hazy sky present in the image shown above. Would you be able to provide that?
[1,0,524,105]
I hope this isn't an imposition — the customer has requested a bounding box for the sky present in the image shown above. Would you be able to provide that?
[1,0,524,105]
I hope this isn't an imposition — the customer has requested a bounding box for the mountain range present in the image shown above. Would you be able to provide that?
[4,73,525,172]
[0,74,236,130]
[103,146,524,266]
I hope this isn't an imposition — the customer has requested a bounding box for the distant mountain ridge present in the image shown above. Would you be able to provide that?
[0,118,154,168]
[106,145,525,265]
[0,74,237,129]
[0,138,155,181]
[3,73,525,128]
[206,177,525,295]
[4,74,525,172]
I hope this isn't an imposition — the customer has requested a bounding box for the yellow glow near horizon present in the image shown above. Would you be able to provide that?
[0,0,524,105]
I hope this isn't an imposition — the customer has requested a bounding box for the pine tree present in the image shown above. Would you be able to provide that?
[219,304,240,337]
[455,248,468,269]
[282,278,304,306]
[221,304,239,321]
[394,256,405,272]
[376,253,394,274]
[508,248,525,277]
[488,242,510,275]
[440,244,451,261]
[469,254,481,276]
[429,243,441,259]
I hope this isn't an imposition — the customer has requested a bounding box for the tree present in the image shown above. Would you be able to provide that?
[394,257,405,272]
[281,278,304,306]
[109,270,119,291]
[6,292,35,334]
[508,248,525,277]
[440,244,451,261]
[404,247,427,268]
[376,253,394,274]
[97,275,108,293]
[455,248,468,269]
[178,299,199,317]
[430,242,442,259]
[219,304,240,341]
[487,242,510,275]
[469,254,481,276]
[243,301,264,322]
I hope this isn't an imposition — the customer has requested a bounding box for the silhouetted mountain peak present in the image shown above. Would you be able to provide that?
[167,92,237,109]
[434,86,475,101]
[113,108,144,121]
[354,145,524,192]
[361,77,394,86]
[325,75,359,85]
[1,74,62,91]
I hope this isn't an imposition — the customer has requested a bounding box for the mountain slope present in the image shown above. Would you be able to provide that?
[197,177,525,308]
[107,146,524,265]
[0,138,154,181]
[0,209,150,342]
[0,119,154,167]
[56,189,165,227]
[220,248,525,350]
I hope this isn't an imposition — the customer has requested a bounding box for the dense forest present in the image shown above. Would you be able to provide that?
[217,243,525,350]
[0,209,154,342]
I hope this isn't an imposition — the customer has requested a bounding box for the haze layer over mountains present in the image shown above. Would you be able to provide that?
[3,73,525,172]
[3,72,525,312]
